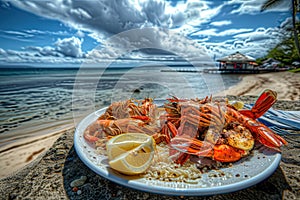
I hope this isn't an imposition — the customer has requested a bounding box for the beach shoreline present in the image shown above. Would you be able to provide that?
[0,71,299,179]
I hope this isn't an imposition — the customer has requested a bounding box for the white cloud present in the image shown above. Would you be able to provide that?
[0,29,72,44]
[279,17,298,32]
[2,0,226,64]
[1,29,212,64]
[202,26,284,59]
[5,0,157,40]
[0,48,6,55]
[39,46,62,57]
[233,27,281,43]
[192,28,253,37]
[2,30,34,38]
[0,47,86,64]
[75,30,85,38]
[86,28,211,63]
[0,36,86,64]
[0,30,34,42]
[220,29,254,37]
[6,0,223,42]
[25,29,70,36]
[26,36,85,58]
[1,0,293,65]
[184,3,224,27]
[226,0,290,15]
[210,20,232,27]
[55,36,83,58]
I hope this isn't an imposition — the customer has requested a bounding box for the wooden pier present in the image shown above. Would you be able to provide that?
[160,68,288,74]
[204,68,260,74]
[203,68,288,74]
[160,68,201,73]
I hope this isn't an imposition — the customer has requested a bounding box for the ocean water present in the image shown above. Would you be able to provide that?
[0,67,242,148]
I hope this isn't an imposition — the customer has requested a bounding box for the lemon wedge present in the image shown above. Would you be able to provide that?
[106,133,156,175]
[230,101,244,110]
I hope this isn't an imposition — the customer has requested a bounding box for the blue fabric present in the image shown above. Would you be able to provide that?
[244,104,300,134]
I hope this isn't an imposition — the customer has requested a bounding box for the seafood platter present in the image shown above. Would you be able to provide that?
[74,89,287,196]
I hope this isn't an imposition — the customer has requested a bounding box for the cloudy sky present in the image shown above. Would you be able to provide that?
[0,0,294,67]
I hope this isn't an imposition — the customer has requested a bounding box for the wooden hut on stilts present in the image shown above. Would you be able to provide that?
[217,52,258,73]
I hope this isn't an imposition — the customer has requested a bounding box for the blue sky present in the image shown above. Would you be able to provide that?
[0,0,295,66]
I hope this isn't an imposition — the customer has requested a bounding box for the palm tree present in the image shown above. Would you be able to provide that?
[261,0,300,58]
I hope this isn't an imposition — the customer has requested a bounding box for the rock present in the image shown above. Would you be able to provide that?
[72,187,78,192]
[70,176,87,187]
[133,88,141,93]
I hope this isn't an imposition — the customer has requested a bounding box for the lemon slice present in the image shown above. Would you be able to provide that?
[230,101,244,110]
[106,133,156,175]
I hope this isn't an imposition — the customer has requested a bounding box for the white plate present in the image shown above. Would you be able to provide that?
[74,105,281,196]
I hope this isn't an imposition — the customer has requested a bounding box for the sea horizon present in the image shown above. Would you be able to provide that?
[0,60,219,70]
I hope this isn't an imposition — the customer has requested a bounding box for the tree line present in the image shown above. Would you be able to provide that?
[258,0,300,65]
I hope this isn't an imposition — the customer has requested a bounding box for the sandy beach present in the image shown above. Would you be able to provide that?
[222,71,300,100]
[0,71,299,199]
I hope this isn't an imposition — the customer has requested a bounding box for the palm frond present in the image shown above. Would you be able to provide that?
[260,0,286,12]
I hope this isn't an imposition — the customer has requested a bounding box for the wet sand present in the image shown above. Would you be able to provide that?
[0,71,299,179]
[0,125,73,178]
